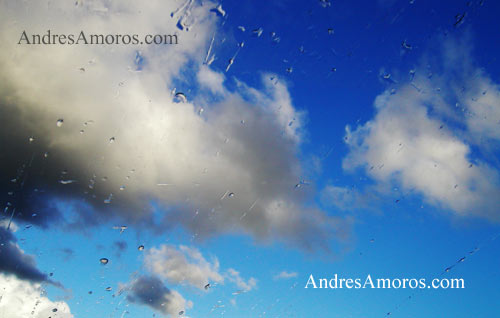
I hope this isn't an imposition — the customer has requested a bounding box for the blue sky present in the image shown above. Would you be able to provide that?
[1,0,500,317]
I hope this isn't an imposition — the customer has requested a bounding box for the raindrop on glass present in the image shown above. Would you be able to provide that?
[59,180,76,185]
[454,13,466,27]
[174,92,187,103]
[104,194,113,204]
[252,28,263,37]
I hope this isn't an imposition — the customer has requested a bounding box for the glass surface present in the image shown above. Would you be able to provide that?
[1,0,500,317]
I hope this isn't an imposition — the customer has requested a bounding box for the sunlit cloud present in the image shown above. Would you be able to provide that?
[340,35,500,220]
[273,270,298,280]
[0,274,72,318]
[0,0,348,253]
[145,244,224,290]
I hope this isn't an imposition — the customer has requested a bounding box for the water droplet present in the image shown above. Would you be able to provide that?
[174,92,187,103]
[105,287,112,291]
[319,0,331,8]
[401,40,412,50]
[409,69,416,81]
[228,192,235,198]
[44,152,49,158]
[119,186,125,191]
[210,4,226,17]
[179,311,184,316]
[56,119,64,127]
[204,283,210,290]
[225,58,234,72]
[252,28,263,37]
[109,137,115,143]
[28,136,35,143]
[104,194,113,204]
[286,67,293,74]
[59,180,76,185]
[327,28,334,35]
[138,245,145,251]
[100,258,109,265]
[52,308,58,313]
[454,13,466,27]
[113,225,128,234]
[238,26,246,32]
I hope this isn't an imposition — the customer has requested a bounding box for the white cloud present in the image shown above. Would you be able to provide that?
[341,36,500,220]
[197,65,225,94]
[226,268,257,292]
[139,243,256,315]
[463,76,500,142]
[0,274,72,318]
[144,244,257,292]
[145,245,223,290]
[273,271,298,280]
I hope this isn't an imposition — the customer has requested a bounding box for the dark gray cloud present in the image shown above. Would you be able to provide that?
[0,226,49,283]
[113,240,128,256]
[127,275,190,316]
[60,248,74,261]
